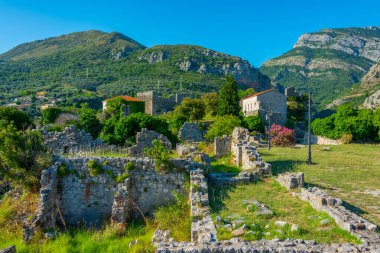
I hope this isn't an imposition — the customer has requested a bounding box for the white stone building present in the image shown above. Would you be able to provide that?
[241,89,287,125]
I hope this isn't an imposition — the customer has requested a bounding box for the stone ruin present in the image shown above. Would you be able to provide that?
[41,125,108,154]
[276,172,304,189]
[129,128,172,156]
[178,122,210,143]
[24,156,208,241]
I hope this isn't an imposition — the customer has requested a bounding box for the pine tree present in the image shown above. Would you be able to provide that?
[217,75,240,116]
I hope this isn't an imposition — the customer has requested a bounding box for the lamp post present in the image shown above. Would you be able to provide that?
[307,90,312,164]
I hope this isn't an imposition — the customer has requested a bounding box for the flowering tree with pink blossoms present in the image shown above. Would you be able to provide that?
[269,124,296,147]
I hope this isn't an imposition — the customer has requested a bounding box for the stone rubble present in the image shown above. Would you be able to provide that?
[129,128,172,156]
[276,172,304,189]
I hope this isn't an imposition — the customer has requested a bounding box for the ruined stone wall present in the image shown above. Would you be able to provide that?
[129,128,172,156]
[214,135,231,157]
[31,157,186,231]
[276,172,304,189]
[137,91,176,115]
[299,187,377,233]
[231,127,271,175]
[178,122,207,142]
[41,126,109,155]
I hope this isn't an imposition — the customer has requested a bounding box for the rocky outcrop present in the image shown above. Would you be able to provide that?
[362,89,380,109]
[260,26,380,108]
[294,27,380,62]
[361,61,380,88]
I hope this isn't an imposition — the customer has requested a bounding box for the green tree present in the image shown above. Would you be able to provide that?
[170,98,206,131]
[0,121,49,192]
[42,107,63,124]
[205,115,242,140]
[243,116,265,133]
[100,113,175,146]
[238,88,255,99]
[217,75,240,116]
[373,108,380,140]
[145,140,173,171]
[0,106,32,130]
[76,104,102,138]
[202,92,219,116]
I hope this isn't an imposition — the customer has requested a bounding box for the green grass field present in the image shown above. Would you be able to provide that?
[260,144,380,226]
[209,179,359,244]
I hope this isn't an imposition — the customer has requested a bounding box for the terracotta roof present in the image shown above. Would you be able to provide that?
[241,89,274,100]
[106,95,144,102]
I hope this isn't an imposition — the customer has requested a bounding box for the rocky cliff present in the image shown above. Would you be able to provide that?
[260,26,380,109]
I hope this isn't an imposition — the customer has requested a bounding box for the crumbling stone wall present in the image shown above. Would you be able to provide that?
[299,187,377,233]
[276,172,304,189]
[41,126,108,154]
[178,122,206,142]
[129,128,172,156]
[214,135,231,157]
[190,169,217,243]
[30,157,186,233]
[231,127,271,175]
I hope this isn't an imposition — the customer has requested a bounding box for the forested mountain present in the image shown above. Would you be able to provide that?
[0,30,270,108]
[260,26,380,110]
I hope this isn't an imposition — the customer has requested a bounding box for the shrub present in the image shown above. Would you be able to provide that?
[125,162,135,171]
[88,160,104,176]
[116,172,130,183]
[100,112,176,146]
[340,133,353,144]
[243,116,265,133]
[42,107,63,124]
[58,164,70,178]
[0,106,32,130]
[269,124,295,147]
[145,140,173,172]
[202,92,219,116]
[0,122,49,192]
[205,115,242,140]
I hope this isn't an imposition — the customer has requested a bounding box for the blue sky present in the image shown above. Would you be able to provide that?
[1,0,380,66]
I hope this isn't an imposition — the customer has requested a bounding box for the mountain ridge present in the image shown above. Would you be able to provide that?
[0,30,270,108]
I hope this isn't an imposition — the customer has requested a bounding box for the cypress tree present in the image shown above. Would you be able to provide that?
[217,75,240,116]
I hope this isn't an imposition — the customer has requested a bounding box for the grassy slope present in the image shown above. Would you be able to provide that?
[260,144,380,225]
[209,179,359,244]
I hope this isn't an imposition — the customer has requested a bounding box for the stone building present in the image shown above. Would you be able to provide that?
[136,90,191,115]
[102,95,145,113]
[241,89,287,125]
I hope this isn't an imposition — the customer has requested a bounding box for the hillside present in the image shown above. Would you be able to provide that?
[0,30,270,108]
[260,26,380,110]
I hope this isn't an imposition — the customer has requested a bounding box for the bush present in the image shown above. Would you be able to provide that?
[0,122,49,192]
[243,116,265,133]
[205,115,242,140]
[269,124,295,147]
[340,133,353,144]
[201,92,219,116]
[100,113,176,146]
[0,106,32,130]
[116,172,129,183]
[88,160,104,176]
[145,140,173,172]
[312,105,377,141]
[42,107,63,124]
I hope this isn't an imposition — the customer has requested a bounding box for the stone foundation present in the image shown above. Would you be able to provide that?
[299,187,377,233]
[214,135,231,157]
[276,172,304,189]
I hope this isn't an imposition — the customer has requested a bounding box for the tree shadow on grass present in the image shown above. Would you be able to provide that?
[207,180,237,214]
[269,160,307,176]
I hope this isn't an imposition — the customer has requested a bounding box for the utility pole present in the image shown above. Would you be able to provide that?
[266,109,272,150]
[180,75,183,92]
[307,90,312,164]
